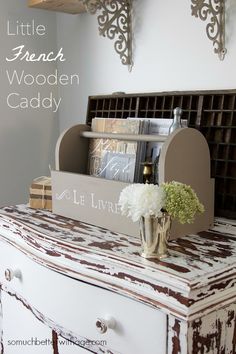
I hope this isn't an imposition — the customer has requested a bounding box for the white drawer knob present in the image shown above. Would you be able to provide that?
[95,316,116,334]
[4,268,21,282]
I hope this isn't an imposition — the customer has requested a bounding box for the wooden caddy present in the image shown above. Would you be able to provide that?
[51,124,214,239]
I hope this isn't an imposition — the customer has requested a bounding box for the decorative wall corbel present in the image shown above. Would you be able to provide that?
[191,0,226,60]
[82,0,133,70]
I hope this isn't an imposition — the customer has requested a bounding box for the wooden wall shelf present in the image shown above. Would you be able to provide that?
[28,0,86,14]
[86,89,236,219]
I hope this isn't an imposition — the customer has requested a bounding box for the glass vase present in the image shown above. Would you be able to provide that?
[139,213,171,259]
[168,107,183,134]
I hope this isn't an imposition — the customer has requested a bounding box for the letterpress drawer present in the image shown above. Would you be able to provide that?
[0,239,166,354]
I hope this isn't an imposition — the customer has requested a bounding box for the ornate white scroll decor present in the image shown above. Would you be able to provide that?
[83,0,133,69]
[191,0,226,60]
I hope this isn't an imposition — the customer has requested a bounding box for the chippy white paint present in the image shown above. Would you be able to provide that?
[0,205,235,353]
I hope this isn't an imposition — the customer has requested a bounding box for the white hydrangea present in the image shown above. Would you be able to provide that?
[118,184,165,222]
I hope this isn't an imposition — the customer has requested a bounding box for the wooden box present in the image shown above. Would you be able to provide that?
[28,0,86,14]
[51,124,214,239]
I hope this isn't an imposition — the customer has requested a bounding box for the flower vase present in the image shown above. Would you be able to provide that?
[139,213,171,259]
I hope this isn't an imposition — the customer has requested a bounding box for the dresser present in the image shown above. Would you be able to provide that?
[0,205,236,354]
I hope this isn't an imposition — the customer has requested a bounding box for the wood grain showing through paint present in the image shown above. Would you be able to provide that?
[0,205,236,320]
[0,205,236,353]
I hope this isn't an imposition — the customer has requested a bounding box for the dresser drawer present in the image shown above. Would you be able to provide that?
[0,239,166,354]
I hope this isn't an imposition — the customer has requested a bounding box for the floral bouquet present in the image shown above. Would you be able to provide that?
[118,181,204,224]
[118,181,204,259]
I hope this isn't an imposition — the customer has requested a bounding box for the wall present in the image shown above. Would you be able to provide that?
[0,0,59,206]
[1,0,235,206]
[56,0,236,131]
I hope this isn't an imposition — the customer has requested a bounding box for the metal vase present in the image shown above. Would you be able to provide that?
[139,214,171,259]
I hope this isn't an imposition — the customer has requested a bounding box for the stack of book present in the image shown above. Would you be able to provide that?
[29,176,52,210]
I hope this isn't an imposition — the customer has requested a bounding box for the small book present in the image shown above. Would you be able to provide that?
[127,117,150,182]
[127,118,187,184]
[88,118,144,183]
[134,118,187,163]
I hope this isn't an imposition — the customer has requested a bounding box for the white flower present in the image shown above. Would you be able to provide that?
[119,184,165,222]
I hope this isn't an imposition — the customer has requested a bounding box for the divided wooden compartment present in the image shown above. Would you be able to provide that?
[87,90,236,219]
[52,124,214,239]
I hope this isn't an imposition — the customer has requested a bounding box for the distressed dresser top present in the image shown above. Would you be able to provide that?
[0,204,235,320]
